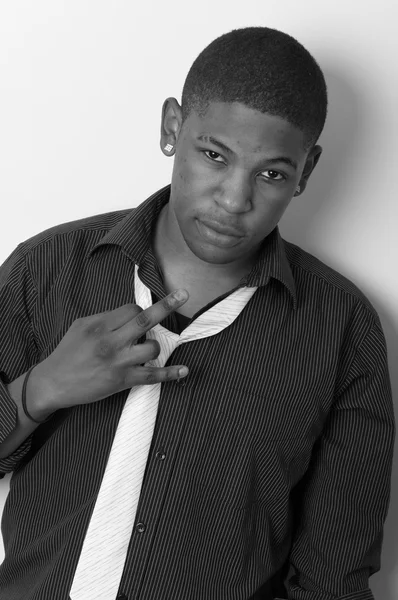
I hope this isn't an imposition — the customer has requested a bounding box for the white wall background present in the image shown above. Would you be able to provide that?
[0,1,397,598]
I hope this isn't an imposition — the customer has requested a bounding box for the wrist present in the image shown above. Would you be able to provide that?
[25,364,57,419]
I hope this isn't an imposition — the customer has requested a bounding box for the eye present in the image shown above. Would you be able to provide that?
[261,169,285,181]
[204,150,225,163]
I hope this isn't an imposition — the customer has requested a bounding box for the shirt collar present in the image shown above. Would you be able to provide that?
[88,185,297,310]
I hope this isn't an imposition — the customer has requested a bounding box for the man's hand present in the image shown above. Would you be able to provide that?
[31,288,190,412]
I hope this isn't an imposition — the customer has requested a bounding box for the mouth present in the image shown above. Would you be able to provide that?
[199,218,243,237]
[196,219,243,248]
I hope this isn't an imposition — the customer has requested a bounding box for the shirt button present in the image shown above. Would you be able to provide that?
[117,594,128,600]
[176,376,187,386]
[155,450,166,461]
[136,522,146,533]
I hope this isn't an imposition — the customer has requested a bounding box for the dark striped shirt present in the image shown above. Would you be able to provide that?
[0,185,395,600]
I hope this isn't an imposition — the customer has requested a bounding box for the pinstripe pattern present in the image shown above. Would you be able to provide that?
[0,185,395,600]
[70,265,257,599]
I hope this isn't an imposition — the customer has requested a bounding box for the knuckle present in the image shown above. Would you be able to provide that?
[94,337,115,360]
[135,311,150,328]
[82,318,107,338]
[144,369,157,384]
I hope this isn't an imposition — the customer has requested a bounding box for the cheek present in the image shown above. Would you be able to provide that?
[264,195,291,219]
[173,153,213,198]
[251,195,293,238]
[171,158,202,223]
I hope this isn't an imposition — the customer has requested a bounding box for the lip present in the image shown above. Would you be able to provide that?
[198,219,243,238]
[196,219,243,248]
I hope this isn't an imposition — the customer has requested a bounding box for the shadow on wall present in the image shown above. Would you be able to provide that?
[280,64,363,252]
[280,64,398,600]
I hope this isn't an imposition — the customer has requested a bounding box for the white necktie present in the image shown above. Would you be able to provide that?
[70,265,257,600]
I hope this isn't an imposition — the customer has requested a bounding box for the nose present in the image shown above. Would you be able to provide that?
[214,168,252,213]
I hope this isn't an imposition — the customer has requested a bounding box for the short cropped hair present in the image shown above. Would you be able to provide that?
[181,27,328,149]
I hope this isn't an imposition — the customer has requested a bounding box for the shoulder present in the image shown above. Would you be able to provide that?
[283,238,380,326]
[16,208,133,257]
[2,208,136,299]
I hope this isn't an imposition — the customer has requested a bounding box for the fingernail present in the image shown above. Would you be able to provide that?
[173,289,188,302]
[178,367,189,377]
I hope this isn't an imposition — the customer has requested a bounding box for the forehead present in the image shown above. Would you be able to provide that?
[185,101,306,157]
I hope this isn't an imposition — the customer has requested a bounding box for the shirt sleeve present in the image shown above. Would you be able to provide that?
[285,310,396,600]
[0,243,39,478]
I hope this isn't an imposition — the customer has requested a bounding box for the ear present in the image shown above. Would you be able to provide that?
[295,145,322,195]
[160,97,183,157]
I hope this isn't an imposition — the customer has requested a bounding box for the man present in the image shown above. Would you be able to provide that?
[0,26,395,600]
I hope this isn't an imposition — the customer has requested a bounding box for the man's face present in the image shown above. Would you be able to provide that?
[166,101,318,268]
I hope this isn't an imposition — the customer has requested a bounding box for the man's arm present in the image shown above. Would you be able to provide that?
[285,311,396,600]
[0,369,56,460]
[0,241,191,467]
[0,243,44,473]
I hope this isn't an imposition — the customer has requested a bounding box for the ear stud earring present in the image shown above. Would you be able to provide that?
[164,143,174,152]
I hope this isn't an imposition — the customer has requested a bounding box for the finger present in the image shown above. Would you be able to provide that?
[104,303,144,331]
[128,364,189,386]
[117,289,189,345]
[128,339,160,365]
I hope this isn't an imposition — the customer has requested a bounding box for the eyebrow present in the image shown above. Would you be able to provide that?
[197,135,234,156]
[196,134,298,171]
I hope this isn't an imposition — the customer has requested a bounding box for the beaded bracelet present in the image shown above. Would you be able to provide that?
[22,365,51,424]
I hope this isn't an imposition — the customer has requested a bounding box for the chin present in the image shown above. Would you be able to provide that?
[184,236,242,265]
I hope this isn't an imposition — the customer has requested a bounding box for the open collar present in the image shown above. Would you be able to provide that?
[88,185,297,310]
